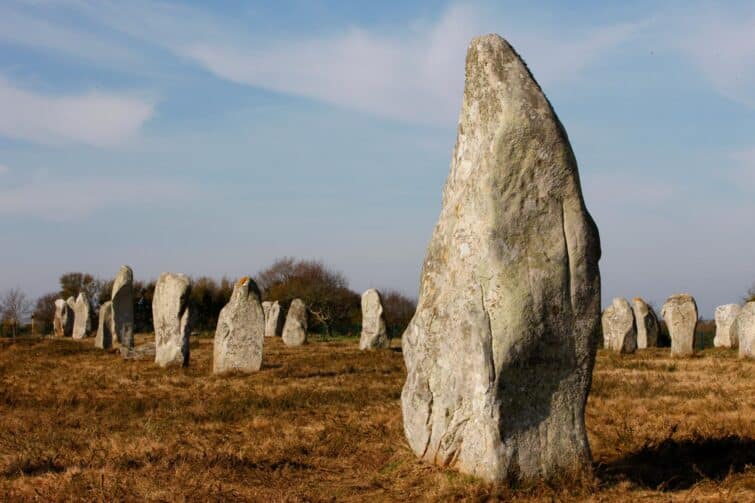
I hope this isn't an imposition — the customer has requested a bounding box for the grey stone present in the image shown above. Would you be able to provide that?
[282,298,307,347]
[264,301,284,338]
[400,35,602,483]
[95,301,115,349]
[359,289,389,350]
[54,298,74,337]
[601,298,637,353]
[262,301,272,325]
[112,265,135,349]
[121,342,156,360]
[153,272,192,368]
[714,304,741,348]
[72,293,92,340]
[213,277,265,374]
[632,297,659,349]
[661,294,698,357]
[734,301,755,359]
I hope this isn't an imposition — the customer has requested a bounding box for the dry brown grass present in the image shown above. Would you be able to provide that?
[0,335,753,502]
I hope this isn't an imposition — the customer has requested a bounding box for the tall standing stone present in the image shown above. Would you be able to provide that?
[734,301,755,359]
[601,298,637,353]
[112,265,135,349]
[359,289,389,350]
[153,273,192,368]
[213,277,265,374]
[95,301,115,349]
[72,293,92,339]
[54,299,74,337]
[265,301,284,338]
[661,294,698,357]
[714,304,741,348]
[262,301,272,325]
[401,35,601,483]
[282,298,307,347]
[632,297,659,349]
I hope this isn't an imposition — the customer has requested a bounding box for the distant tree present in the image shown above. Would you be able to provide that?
[59,272,106,308]
[1,288,33,337]
[747,283,755,303]
[133,280,156,334]
[32,292,59,335]
[189,276,234,331]
[381,290,417,339]
[259,258,360,336]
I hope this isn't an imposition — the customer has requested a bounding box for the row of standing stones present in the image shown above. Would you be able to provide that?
[53,269,391,371]
[602,295,755,358]
[48,34,755,485]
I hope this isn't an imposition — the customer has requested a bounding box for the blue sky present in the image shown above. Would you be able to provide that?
[0,0,753,317]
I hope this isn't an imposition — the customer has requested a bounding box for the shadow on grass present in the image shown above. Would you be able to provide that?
[598,435,755,491]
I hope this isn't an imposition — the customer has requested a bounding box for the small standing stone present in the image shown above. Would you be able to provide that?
[265,301,284,338]
[153,273,192,368]
[262,301,272,325]
[734,302,755,359]
[714,304,741,348]
[54,299,74,337]
[95,301,115,349]
[72,293,92,340]
[632,297,659,349]
[359,289,389,350]
[213,277,265,374]
[282,298,307,347]
[661,294,698,357]
[601,298,637,353]
[112,265,135,349]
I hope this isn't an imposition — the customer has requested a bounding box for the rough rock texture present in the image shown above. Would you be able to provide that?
[632,297,659,349]
[282,299,307,347]
[265,301,284,338]
[262,301,272,325]
[400,35,602,484]
[95,301,114,349]
[153,273,192,368]
[121,343,156,360]
[213,277,265,374]
[359,289,389,350]
[54,299,74,337]
[734,302,755,359]
[661,294,698,357]
[714,304,741,348]
[72,293,92,340]
[112,265,135,349]
[601,298,637,353]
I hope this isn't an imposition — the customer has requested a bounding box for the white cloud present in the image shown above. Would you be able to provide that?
[0,76,154,147]
[177,4,643,126]
[0,177,193,219]
[673,9,755,108]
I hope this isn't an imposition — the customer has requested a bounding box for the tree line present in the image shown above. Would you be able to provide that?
[1,259,417,339]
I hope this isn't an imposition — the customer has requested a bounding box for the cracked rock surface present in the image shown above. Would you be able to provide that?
[400,34,601,483]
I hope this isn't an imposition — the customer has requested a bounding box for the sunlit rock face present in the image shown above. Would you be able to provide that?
[153,273,192,368]
[401,34,601,483]
[661,294,698,357]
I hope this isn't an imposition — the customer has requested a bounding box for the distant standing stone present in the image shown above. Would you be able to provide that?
[265,301,284,338]
[95,301,115,349]
[262,301,272,324]
[632,297,659,349]
[714,304,741,348]
[734,302,755,359]
[282,298,307,346]
[661,294,698,357]
[601,298,637,353]
[72,293,92,340]
[213,277,265,374]
[112,265,135,349]
[54,299,74,337]
[359,289,389,350]
[153,273,192,368]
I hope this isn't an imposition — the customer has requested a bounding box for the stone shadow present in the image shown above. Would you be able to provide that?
[597,436,755,491]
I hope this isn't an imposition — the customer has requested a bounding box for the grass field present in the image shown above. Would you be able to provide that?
[1,335,753,501]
